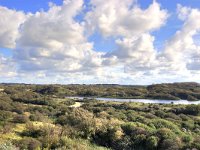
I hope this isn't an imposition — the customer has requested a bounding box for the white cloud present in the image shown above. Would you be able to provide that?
[99,1,168,74]
[0,55,16,77]
[177,4,192,20]
[14,0,102,74]
[1,1,200,84]
[163,4,200,72]
[104,34,158,74]
[0,6,26,48]
[86,0,168,37]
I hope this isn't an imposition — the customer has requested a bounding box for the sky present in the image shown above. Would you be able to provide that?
[0,0,200,85]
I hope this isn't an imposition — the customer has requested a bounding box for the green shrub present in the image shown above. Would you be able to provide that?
[156,128,176,140]
[0,111,13,122]
[185,105,200,116]
[151,119,182,134]
[13,114,29,123]
[146,136,159,150]
[160,138,182,150]
[16,138,41,150]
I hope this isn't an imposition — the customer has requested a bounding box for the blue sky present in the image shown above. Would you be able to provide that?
[0,0,200,84]
[0,0,197,54]
[0,0,198,55]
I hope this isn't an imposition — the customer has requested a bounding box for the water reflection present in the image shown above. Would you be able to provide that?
[67,97,200,105]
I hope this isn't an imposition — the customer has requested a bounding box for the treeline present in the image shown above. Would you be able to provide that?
[1,82,200,100]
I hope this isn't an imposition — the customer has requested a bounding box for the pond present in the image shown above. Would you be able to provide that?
[67,97,200,105]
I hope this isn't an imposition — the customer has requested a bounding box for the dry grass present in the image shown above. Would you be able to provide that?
[0,124,26,144]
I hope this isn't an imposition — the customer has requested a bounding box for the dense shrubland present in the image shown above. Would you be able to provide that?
[1,82,200,100]
[0,83,200,150]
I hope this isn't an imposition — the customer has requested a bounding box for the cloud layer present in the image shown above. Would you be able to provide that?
[0,0,200,84]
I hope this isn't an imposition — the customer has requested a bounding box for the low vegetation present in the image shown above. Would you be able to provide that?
[2,82,200,100]
[0,83,200,149]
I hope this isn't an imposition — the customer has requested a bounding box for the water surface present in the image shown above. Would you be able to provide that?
[68,97,200,105]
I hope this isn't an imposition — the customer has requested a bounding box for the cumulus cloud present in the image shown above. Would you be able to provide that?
[14,0,102,74]
[1,0,200,84]
[0,6,26,48]
[98,1,168,74]
[102,2,200,78]
[86,0,168,37]
[103,34,158,74]
[163,4,200,72]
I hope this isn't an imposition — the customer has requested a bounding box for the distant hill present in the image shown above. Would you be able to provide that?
[1,82,200,101]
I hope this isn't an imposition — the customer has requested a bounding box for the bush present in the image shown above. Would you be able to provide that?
[13,114,29,123]
[156,128,176,140]
[184,105,200,116]
[0,111,13,122]
[16,138,41,150]
[57,108,96,139]
[160,138,182,150]
[38,125,62,149]
[29,112,44,122]
[151,119,181,134]
[182,135,193,144]
[190,136,200,149]
[146,136,159,150]
[0,123,14,134]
